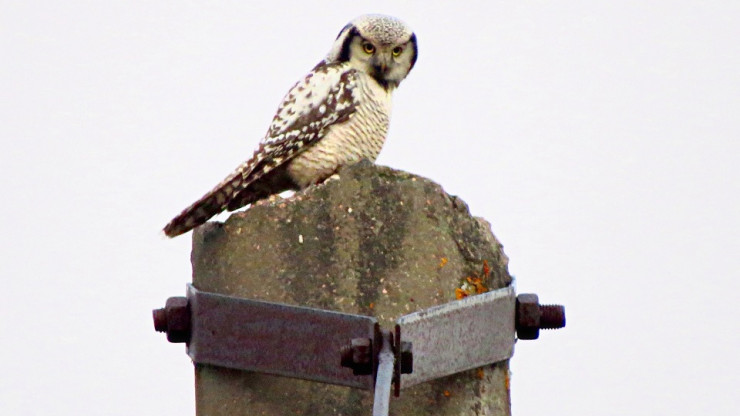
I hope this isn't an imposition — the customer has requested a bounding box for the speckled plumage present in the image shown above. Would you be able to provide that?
[164,14,417,237]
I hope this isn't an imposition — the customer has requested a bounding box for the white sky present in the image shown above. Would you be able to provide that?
[1,1,738,415]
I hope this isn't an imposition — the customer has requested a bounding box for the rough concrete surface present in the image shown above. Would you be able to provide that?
[192,161,513,415]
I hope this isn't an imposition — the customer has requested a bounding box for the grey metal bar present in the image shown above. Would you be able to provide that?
[372,332,394,416]
[186,284,377,389]
[396,285,516,388]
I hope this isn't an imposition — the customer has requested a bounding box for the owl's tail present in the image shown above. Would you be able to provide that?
[162,167,249,238]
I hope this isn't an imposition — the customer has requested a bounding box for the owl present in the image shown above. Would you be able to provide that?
[164,14,417,237]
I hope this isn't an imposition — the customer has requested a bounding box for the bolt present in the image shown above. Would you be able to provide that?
[515,293,566,340]
[340,338,373,375]
[540,304,566,329]
[152,297,191,343]
[153,308,168,332]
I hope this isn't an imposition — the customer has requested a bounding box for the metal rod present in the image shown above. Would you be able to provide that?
[372,332,394,416]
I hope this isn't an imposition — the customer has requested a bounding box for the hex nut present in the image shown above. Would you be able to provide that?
[399,341,413,374]
[164,297,191,343]
[340,338,373,375]
[516,293,541,340]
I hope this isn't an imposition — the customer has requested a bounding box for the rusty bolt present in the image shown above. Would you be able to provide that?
[340,337,373,375]
[152,296,191,343]
[515,293,565,340]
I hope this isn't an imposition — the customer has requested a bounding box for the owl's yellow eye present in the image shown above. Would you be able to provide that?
[362,43,375,54]
[392,46,403,57]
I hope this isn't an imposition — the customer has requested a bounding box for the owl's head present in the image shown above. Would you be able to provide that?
[326,14,417,90]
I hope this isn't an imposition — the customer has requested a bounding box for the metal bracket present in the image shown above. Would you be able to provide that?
[396,285,516,389]
[154,284,565,415]
[187,284,377,389]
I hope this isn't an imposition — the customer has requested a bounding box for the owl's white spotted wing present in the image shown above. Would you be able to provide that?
[163,62,359,237]
[259,62,358,162]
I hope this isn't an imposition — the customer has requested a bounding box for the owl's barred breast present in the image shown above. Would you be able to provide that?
[286,72,393,189]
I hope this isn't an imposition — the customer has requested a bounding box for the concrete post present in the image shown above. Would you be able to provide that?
[191,161,513,415]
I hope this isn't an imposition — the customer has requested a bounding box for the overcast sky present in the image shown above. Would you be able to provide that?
[1,1,738,415]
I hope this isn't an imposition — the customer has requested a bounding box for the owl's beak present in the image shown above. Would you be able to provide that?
[371,56,390,78]
[373,64,388,79]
